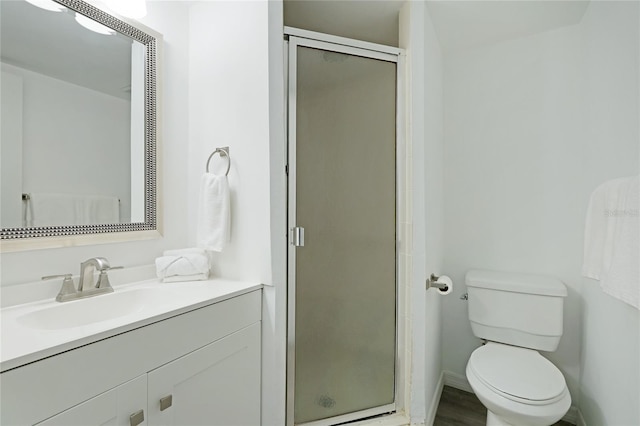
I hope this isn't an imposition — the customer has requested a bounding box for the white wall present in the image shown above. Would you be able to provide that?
[0,2,191,286]
[443,22,586,407]
[399,2,426,422]
[579,2,639,425]
[399,2,444,423]
[187,1,272,284]
[441,3,639,423]
[265,2,287,424]
[1,62,131,222]
[187,2,280,424]
[422,2,445,424]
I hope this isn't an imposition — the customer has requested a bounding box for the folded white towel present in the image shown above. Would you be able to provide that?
[197,173,230,252]
[583,176,639,309]
[155,254,210,282]
[162,273,209,283]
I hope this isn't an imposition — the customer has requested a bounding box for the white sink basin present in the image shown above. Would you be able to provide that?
[1,277,262,372]
[17,288,180,330]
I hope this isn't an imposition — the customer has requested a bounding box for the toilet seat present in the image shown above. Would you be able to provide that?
[467,342,568,406]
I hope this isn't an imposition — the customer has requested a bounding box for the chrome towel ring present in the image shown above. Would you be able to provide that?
[205,147,231,176]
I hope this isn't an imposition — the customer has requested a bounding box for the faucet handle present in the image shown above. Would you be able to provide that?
[94,266,123,292]
[105,266,124,271]
[42,274,78,302]
[42,273,73,281]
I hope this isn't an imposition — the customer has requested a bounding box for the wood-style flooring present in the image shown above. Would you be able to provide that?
[433,386,574,426]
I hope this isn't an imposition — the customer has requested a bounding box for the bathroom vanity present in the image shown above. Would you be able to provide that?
[0,279,262,426]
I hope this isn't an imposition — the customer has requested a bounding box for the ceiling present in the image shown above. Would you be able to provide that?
[427,1,590,53]
[1,0,134,99]
[283,0,591,52]
[4,0,592,96]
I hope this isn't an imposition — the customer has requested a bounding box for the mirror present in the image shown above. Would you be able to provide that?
[0,0,159,246]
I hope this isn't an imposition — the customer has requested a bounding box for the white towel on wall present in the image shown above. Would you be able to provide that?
[28,193,78,227]
[27,193,119,226]
[582,178,627,279]
[583,176,639,309]
[197,173,230,252]
[84,195,120,224]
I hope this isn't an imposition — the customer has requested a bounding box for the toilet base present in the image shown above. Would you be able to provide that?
[487,410,514,426]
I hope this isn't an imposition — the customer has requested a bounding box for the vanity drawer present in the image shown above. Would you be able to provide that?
[0,290,261,426]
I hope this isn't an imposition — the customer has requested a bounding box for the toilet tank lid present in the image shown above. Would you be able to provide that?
[465,269,567,297]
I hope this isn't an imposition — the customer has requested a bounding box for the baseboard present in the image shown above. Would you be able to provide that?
[561,406,586,425]
[424,371,444,426]
[576,408,587,426]
[562,406,579,425]
[442,370,473,393]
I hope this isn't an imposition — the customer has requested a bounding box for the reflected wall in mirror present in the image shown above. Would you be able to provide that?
[0,0,159,242]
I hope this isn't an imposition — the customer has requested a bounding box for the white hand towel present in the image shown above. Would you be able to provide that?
[84,195,120,224]
[28,193,81,226]
[197,173,230,252]
[582,178,627,280]
[155,254,210,282]
[600,176,639,309]
[28,193,119,226]
[583,176,639,309]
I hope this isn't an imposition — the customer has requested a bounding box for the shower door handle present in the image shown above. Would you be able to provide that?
[291,227,305,247]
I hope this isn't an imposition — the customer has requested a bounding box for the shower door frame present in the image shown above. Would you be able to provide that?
[285,27,405,426]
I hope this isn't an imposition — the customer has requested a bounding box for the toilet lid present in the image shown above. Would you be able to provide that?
[468,343,567,403]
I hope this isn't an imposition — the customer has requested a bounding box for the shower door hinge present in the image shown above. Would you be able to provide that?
[290,227,305,247]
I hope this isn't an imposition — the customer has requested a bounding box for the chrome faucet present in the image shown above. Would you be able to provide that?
[79,257,111,292]
[42,257,121,302]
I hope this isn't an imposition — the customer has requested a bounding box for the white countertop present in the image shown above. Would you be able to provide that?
[1,278,262,372]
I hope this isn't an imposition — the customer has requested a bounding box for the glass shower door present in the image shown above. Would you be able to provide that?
[288,38,398,425]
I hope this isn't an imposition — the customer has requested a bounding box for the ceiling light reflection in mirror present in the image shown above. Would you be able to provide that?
[26,0,147,20]
[23,0,65,12]
[75,12,116,35]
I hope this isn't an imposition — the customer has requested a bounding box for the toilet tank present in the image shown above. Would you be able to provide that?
[465,269,568,352]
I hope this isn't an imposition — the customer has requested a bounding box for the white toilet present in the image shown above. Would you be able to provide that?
[465,269,571,426]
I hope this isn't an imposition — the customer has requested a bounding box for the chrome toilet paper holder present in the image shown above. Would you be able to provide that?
[426,273,449,291]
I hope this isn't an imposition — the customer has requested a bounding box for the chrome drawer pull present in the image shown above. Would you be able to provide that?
[160,395,173,411]
[129,409,144,426]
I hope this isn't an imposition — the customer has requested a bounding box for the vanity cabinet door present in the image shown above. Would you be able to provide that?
[147,322,261,426]
[36,375,147,426]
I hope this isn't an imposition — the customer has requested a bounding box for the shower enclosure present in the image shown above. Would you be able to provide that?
[286,29,401,425]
